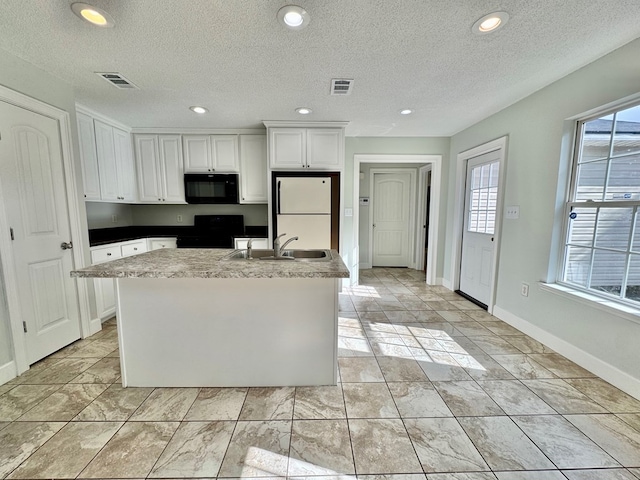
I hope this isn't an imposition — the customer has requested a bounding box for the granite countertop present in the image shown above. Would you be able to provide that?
[71,248,350,279]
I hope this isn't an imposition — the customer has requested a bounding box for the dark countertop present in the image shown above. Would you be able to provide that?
[89,225,268,247]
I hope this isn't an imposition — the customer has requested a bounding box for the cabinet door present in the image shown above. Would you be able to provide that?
[306,128,343,169]
[211,135,239,172]
[183,135,211,172]
[158,135,185,203]
[113,127,137,202]
[134,135,163,202]
[77,112,101,200]
[270,128,306,168]
[149,238,177,250]
[94,278,116,320]
[94,120,119,201]
[239,135,267,204]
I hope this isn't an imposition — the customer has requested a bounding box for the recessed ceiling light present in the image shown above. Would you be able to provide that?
[296,107,312,115]
[277,5,310,30]
[71,3,114,27]
[472,11,509,34]
[400,109,413,115]
[190,106,208,114]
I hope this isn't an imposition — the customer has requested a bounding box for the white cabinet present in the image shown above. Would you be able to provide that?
[134,134,185,203]
[77,112,101,200]
[234,238,269,249]
[183,135,239,172]
[269,128,343,170]
[94,120,137,202]
[239,135,268,204]
[149,238,177,250]
[90,239,153,320]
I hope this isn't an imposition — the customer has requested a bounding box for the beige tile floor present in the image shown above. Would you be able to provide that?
[2,267,640,479]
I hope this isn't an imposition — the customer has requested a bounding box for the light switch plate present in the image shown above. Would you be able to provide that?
[345,208,353,217]
[505,205,520,219]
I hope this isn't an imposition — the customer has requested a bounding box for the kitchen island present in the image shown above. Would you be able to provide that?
[72,248,350,387]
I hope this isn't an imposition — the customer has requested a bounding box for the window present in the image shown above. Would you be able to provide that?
[467,161,499,235]
[562,103,640,305]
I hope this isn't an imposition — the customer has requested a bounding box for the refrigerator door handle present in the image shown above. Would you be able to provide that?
[277,180,281,215]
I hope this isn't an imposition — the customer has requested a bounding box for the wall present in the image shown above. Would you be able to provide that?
[130,204,268,227]
[86,202,134,229]
[445,37,640,395]
[343,137,450,280]
[0,48,93,369]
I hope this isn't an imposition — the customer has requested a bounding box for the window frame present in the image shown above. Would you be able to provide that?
[559,100,640,308]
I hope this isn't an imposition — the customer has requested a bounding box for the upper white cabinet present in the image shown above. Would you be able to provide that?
[239,135,268,204]
[134,134,185,203]
[183,135,239,173]
[269,127,344,170]
[94,119,137,202]
[76,112,101,201]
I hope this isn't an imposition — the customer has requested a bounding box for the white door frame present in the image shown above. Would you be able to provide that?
[0,84,92,378]
[368,168,417,269]
[449,136,508,313]
[353,154,442,286]
[416,165,432,272]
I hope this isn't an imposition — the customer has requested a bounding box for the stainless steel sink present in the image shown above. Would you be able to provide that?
[222,249,331,262]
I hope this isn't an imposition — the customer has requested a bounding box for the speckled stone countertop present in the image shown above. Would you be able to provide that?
[71,248,350,279]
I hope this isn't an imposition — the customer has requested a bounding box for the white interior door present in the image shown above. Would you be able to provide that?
[372,172,412,267]
[0,101,81,364]
[459,151,501,306]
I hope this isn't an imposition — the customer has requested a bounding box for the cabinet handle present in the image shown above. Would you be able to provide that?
[133,248,138,251]
[158,198,162,201]
[107,252,112,256]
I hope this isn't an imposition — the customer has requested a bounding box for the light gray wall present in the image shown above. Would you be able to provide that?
[445,37,640,388]
[86,202,134,229]
[130,204,269,227]
[343,137,450,278]
[0,48,93,366]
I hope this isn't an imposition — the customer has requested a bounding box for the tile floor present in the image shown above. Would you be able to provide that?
[1,267,640,479]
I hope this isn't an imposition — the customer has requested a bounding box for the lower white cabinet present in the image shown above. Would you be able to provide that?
[91,238,161,320]
[149,238,177,250]
[234,238,269,249]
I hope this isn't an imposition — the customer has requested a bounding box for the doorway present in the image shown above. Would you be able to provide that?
[352,154,442,286]
[0,85,91,381]
[451,136,508,313]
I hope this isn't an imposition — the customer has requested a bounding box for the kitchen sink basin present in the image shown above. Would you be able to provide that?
[222,249,331,262]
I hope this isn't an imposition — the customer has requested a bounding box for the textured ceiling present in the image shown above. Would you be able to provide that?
[1,1,640,136]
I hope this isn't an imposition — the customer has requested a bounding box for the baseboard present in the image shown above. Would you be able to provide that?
[360,262,372,270]
[88,317,102,337]
[0,360,17,385]
[493,305,640,400]
[441,278,452,289]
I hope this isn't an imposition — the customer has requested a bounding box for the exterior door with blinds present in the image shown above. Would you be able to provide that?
[459,151,501,306]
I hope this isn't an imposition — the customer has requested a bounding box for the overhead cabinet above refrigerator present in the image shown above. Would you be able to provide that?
[274,174,339,250]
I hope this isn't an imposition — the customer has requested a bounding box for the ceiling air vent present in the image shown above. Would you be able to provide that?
[331,78,354,96]
[95,72,138,89]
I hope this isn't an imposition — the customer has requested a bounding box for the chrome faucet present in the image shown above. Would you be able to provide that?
[274,233,298,257]
[246,238,253,259]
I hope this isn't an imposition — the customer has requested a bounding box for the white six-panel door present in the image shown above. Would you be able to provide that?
[459,150,501,306]
[372,172,412,267]
[0,101,81,363]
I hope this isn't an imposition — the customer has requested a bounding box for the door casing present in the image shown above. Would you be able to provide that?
[352,154,442,286]
[450,136,508,314]
[0,84,92,381]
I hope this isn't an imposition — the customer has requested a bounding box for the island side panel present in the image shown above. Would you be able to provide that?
[116,277,338,387]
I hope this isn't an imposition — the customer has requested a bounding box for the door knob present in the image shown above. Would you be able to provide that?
[61,241,73,250]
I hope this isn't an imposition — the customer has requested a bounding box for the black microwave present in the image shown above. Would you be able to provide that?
[184,173,239,204]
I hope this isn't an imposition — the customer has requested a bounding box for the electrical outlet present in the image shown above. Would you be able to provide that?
[506,205,520,219]
[521,282,529,297]
[177,215,183,223]
[111,215,117,223]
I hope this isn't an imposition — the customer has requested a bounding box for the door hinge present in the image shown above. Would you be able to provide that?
[22,321,27,333]
[10,227,14,241]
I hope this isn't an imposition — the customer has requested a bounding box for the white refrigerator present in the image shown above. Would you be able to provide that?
[276,176,332,249]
